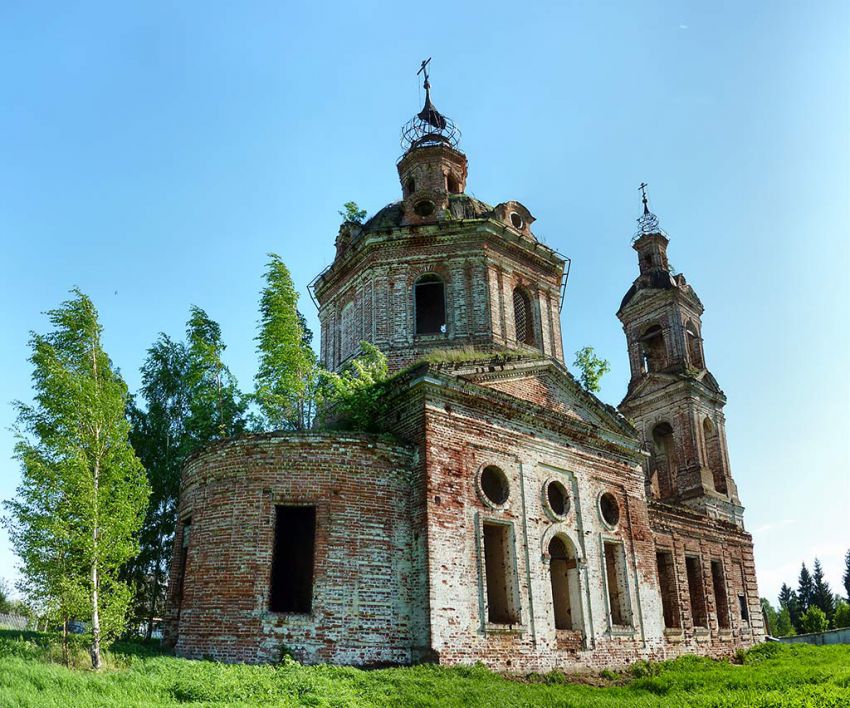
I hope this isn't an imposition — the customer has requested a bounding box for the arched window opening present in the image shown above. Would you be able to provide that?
[703,418,727,494]
[651,422,676,498]
[446,173,460,194]
[405,177,415,196]
[414,274,446,335]
[686,325,703,368]
[640,325,666,373]
[512,287,535,346]
[548,536,579,631]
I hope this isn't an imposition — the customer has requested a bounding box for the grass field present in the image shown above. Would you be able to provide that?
[0,630,848,707]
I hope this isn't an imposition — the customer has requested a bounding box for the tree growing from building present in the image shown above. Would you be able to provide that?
[3,290,149,669]
[573,346,611,393]
[338,201,367,224]
[318,342,389,432]
[254,253,318,431]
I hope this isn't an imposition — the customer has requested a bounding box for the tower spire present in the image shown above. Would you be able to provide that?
[401,58,460,151]
[634,181,664,239]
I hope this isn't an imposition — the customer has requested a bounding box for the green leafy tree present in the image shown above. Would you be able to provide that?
[3,290,149,669]
[572,346,611,393]
[338,201,367,224]
[184,306,248,446]
[760,598,778,637]
[833,600,850,629]
[774,606,795,636]
[843,549,850,603]
[124,335,190,639]
[254,253,318,431]
[318,342,389,432]
[810,557,835,624]
[778,583,801,632]
[797,563,814,614]
[800,605,828,634]
[0,578,12,613]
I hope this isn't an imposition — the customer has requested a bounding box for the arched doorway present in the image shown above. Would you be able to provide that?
[548,536,580,631]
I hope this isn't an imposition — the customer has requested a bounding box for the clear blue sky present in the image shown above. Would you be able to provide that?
[1,2,847,604]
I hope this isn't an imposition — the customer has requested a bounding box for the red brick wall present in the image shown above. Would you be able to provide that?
[163,433,418,665]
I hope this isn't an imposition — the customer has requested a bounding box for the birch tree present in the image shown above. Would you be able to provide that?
[254,253,318,430]
[3,290,149,669]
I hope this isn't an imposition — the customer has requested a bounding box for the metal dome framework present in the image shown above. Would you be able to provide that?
[401,60,461,152]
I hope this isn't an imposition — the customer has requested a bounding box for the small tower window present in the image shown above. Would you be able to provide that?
[510,212,524,229]
[686,325,703,368]
[651,422,676,498]
[640,324,665,372]
[446,173,460,194]
[512,287,535,346]
[414,274,446,335]
[414,199,435,217]
[405,177,416,196]
[703,417,727,494]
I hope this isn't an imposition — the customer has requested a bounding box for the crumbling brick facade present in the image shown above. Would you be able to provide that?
[164,79,762,669]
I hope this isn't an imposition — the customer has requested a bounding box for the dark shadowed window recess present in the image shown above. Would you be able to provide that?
[483,522,519,624]
[414,274,446,335]
[177,518,191,608]
[656,551,681,629]
[270,506,316,614]
[685,555,708,628]
[711,560,731,629]
[512,288,535,346]
[640,324,665,372]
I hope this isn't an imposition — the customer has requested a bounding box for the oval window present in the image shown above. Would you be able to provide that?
[545,480,570,518]
[414,200,435,217]
[510,212,524,229]
[480,466,509,506]
[599,492,620,527]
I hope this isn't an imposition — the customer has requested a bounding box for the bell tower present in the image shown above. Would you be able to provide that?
[617,186,743,525]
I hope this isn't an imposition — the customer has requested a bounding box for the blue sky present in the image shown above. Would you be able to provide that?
[1,1,847,603]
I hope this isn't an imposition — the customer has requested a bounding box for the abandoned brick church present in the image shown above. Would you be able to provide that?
[164,70,763,670]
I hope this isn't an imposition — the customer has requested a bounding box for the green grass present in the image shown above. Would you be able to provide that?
[0,631,848,707]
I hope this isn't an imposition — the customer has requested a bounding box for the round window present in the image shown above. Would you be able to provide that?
[414,200,435,217]
[480,466,509,506]
[599,492,620,527]
[545,480,570,518]
[510,212,524,229]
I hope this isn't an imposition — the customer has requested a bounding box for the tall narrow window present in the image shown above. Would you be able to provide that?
[446,173,460,194]
[270,506,316,614]
[686,325,703,368]
[512,287,535,346]
[548,537,575,630]
[177,518,191,608]
[711,560,730,629]
[640,325,665,372]
[656,550,681,629]
[405,177,415,196]
[736,563,750,623]
[483,522,519,624]
[340,302,355,359]
[703,418,727,494]
[603,541,631,626]
[414,274,446,335]
[685,556,708,628]
[651,423,676,498]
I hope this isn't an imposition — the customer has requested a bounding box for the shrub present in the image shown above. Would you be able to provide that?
[800,606,829,634]
[833,601,850,629]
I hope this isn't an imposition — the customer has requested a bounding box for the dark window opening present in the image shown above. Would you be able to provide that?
[405,177,415,196]
[656,551,681,628]
[548,537,576,630]
[686,326,703,368]
[446,173,460,194]
[483,522,519,624]
[599,492,620,526]
[703,418,727,494]
[738,595,749,623]
[270,506,316,614]
[711,560,730,629]
[414,274,446,335]
[512,288,535,346]
[685,556,708,628]
[177,518,191,608]
[480,465,509,506]
[640,324,666,372]
[604,541,630,626]
[510,212,524,229]
[414,199,435,217]
[651,423,677,499]
[546,480,569,517]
